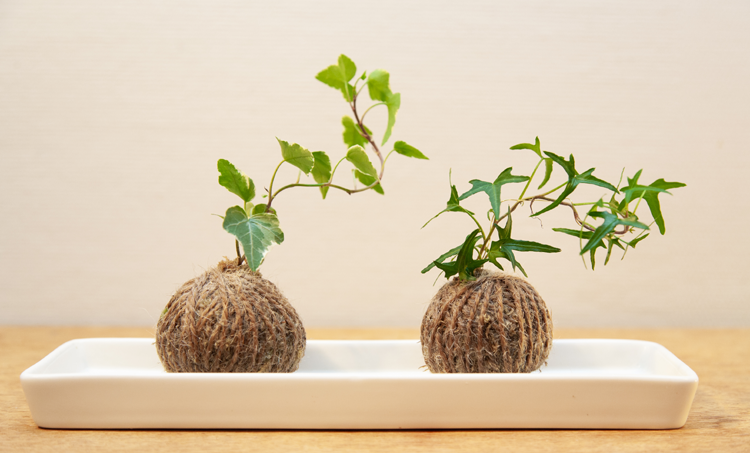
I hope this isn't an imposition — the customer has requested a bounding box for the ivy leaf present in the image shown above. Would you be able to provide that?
[510,136,542,158]
[422,185,475,228]
[488,211,560,276]
[277,138,314,174]
[539,158,554,189]
[316,54,357,101]
[222,207,284,271]
[311,151,332,199]
[382,92,400,146]
[251,203,276,215]
[346,145,378,177]
[432,229,487,280]
[620,174,685,234]
[553,227,608,270]
[342,116,371,148]
[366,69,391,102]
[581,211,649,254]
[627,233,650,248]
[354,170,384,195]
[459,167,529,218]
[532,152,618,217]
[644,180,685,234]
[393,141,428,160]
[421,244,462,274]
[217,159,255,203]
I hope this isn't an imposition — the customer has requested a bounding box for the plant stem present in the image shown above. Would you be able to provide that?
[265,160,286,210]
[518,159,543,200]
[360,102,385,123]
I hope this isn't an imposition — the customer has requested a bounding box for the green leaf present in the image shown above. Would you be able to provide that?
[621,176,685,234]
[422,185,475,228]
[539,158,554,189]
[576,168,619,192]
[354,170,384,195]
[393,141,428,160]
[342,116,370,148]
[488,210,560,276]
[311,151,332,199]
[627,233,650,248]
[217,159,255,203]
[459,167,529,218]
[433,229,487,280]
[276,138,314,174]
[581,211,649,254]
[251,203,276,215]
[533,152,617,217]
[346,145,378,177]
[366,69,391,102]
[510,137,542,158]
[382,92,400,145]
[222,207,284,271]
[315,54,357,101]
[421,244,462,273]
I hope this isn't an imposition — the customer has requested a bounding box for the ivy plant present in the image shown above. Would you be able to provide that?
[217,55,428,271]
[423,137,685,280]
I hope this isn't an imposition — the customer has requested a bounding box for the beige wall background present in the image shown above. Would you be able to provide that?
[1,0,748,328]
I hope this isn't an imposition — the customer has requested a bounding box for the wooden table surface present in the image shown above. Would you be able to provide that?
[1,327,748,452]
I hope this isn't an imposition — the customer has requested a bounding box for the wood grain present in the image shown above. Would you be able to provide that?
[1,327,748,452]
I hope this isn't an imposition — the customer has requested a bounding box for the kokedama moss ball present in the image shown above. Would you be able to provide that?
[156,259,306,373]
[420,269,552,373]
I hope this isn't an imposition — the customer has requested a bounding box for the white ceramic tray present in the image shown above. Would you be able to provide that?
[21,338,698,429]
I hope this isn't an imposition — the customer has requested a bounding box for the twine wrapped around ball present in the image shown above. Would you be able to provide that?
[156,259,306,373]
[420,269,552,373]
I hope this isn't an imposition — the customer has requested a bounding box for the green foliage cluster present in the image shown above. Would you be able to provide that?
[217,55,428,271]
[423,137,685,280]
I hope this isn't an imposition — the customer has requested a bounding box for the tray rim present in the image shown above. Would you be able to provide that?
[20,337,699,382]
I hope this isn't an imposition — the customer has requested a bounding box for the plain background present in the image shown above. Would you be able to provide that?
[1,0,748,328]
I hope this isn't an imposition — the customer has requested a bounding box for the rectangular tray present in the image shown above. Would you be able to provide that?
[20,338,698,429]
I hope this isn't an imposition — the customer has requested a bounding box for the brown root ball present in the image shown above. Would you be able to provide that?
[156,259,306,372]
[420,269,552,373]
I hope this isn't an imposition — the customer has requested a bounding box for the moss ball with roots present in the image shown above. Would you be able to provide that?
[156,259,306,373]
[420,269,552,373]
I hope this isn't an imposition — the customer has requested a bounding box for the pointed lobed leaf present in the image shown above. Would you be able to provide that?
[311,151,332,199]
[342,116,370,148]
[510,137,542,158]
[437,229,487,280]
[346,145,378,177]
[394,141,428,160]
[276,138,314,174]
[422,185,475,228]
[421,244,462,273]
[544,151,577,178]
[628,178,685,234]
[576,168,618,192]
[627,233,650,248]
[217,159,255,203]
[581,211,649,254]
[354,170,384,194]
[222,207,284,271]
[460,168,529,218]
[538,157,554,189]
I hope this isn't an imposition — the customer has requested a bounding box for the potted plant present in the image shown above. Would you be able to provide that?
[420,137,684,373]
[155,55,428,372]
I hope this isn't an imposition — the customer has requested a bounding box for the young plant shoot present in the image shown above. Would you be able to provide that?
[156,55,427,374]
[219,54,428,272]
[423,137,685,279]
[420,137,684,374]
